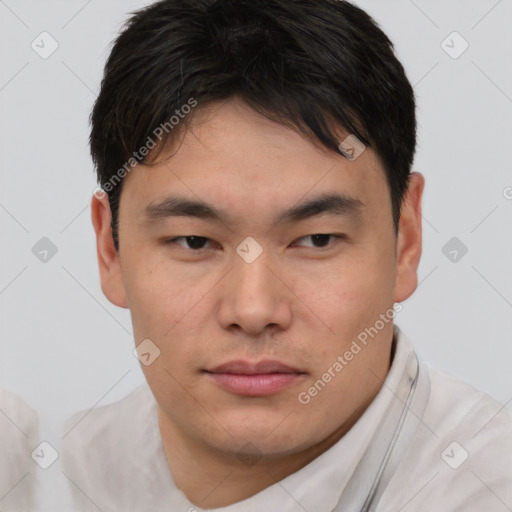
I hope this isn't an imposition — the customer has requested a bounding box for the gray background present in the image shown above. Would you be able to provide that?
[0,0,511,502]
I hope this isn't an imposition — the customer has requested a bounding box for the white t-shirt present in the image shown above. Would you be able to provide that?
[61,328,512,511]
[0,388,38,512]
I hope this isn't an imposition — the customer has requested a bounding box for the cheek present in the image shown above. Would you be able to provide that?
[124,260,218,383]
[122,261,188,349]
[295,246,395,318]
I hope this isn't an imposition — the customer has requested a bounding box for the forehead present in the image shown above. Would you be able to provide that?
[120,98,389,224]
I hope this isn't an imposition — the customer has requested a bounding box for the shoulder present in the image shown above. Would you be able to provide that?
[380,364,512,511]
[425,364,512,438]
[62,383,158,475]
[61,384,194,511]
[61,383,175,510]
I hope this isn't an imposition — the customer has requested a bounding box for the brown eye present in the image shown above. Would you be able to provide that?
[168,236,212,250]
[292,234,340,249]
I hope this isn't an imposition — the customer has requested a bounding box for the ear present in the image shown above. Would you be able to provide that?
[394,172,425,303]
[91,192,128,308]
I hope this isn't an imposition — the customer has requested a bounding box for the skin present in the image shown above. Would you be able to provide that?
[91,96,424,508]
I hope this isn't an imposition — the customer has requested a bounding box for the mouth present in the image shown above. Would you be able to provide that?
[203,360,307,397]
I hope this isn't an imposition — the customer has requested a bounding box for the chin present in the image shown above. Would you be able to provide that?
[214,413,314,453]
[214,431,309,462]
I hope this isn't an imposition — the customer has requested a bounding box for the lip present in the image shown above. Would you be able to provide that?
[207,359,303,375]
[204,359,306,397]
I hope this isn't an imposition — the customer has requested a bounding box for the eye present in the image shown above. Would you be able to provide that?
[166,236,216,250]
[291,234,342,249]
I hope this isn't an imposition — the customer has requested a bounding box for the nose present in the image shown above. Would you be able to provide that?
[216,247,292,336]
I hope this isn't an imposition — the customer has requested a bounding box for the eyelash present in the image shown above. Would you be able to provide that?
[164,234,344,251]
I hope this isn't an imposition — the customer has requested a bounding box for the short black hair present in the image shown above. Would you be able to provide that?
[90,0,416,251]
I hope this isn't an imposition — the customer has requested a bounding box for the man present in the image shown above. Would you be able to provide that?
[62,0,512,510]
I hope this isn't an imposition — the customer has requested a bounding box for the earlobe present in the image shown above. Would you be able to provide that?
[394,172,425,303]
[91,194,129,309]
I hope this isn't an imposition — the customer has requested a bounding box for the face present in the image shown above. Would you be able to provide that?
[92,97,423,462]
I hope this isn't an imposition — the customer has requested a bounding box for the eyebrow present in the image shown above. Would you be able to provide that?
[143,193,364,226]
